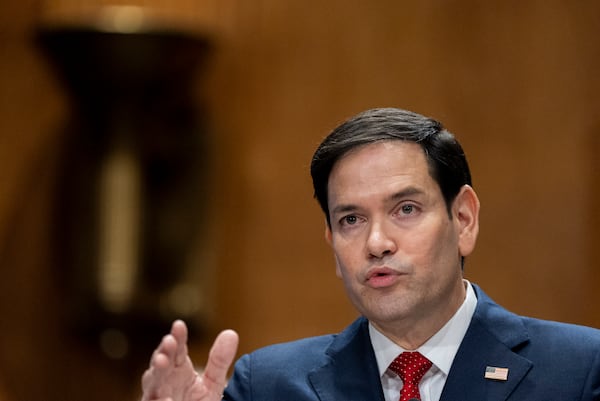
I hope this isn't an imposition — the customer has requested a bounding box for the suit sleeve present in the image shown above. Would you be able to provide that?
[583,345,600,401]
[223,354,252,401]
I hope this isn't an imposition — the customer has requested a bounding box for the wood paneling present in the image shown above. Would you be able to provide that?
[0,1,598,399]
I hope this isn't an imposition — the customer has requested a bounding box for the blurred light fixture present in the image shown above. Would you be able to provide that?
[37,5,215,365]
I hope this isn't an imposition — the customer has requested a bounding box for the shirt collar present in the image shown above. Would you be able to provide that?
[369,280,478,377]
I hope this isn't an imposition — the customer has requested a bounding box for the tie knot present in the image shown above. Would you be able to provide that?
[389,351,432,385]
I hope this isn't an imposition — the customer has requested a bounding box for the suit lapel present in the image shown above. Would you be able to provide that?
[307,286,534,401]
[440,285,533,401]
[308,318,385,401]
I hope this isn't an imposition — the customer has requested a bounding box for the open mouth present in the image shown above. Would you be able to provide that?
[366,267,400,288]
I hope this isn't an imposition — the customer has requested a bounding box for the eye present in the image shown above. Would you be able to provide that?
[400,204,415,214]
[341,215,359,225]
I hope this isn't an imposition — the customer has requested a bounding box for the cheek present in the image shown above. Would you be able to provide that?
[334,256,343,278]
[428,228,462,271]
[409,224,457,265]
[332,243,360,281]
[332,238,352,261]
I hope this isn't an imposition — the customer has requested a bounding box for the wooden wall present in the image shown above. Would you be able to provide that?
[0,1,598,400]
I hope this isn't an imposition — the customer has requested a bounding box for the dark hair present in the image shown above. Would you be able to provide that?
[310,108,472,225]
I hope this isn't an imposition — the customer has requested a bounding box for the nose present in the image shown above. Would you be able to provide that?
[366,221,397,259]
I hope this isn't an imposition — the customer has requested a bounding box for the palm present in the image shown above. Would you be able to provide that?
[141,321,239,401]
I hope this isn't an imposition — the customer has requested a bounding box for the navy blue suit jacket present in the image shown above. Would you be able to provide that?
[224,284,600,400]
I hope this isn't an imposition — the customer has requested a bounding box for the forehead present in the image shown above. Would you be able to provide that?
[327,141,437,206]
[329,141,431,184]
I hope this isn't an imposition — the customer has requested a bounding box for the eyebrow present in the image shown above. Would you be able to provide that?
[389,186,424,202]
[330,186,425,216]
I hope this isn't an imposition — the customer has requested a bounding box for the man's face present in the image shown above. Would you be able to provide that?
[325,141,478,345]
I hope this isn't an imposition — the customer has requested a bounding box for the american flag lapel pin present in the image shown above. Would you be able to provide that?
[484,366,509,381]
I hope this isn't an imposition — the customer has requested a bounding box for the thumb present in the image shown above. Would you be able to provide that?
[202,330,239,392]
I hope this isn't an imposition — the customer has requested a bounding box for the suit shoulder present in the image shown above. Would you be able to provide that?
[244,317,368,364]
[521,316,600,348]
[249,333,337,362]
[472,283,600,349]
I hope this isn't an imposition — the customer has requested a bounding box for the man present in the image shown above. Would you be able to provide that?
[142,108,600,401]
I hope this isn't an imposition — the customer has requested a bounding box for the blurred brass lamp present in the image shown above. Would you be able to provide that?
[37,6,213,362]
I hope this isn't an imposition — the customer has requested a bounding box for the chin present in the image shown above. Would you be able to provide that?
[359,302,412,324]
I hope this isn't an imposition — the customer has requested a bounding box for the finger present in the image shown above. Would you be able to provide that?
[141,366,168,400]
[141,323,189,401]
[142,336,177,393]
[151,334,178,368]
[170,320,189,366]
[171,319,188,342]
[141,368,153,397]
[202,329,239,392]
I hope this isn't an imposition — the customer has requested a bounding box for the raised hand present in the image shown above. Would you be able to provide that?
[141,320,239,401]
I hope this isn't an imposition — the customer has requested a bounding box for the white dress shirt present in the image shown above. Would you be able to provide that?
[369,280,477,401]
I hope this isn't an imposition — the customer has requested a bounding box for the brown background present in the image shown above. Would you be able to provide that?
[0,1,598,400]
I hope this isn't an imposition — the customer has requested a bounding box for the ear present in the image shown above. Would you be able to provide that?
[452,185,480,257]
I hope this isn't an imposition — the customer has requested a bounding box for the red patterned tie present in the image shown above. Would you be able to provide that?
[389,351,432,401]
